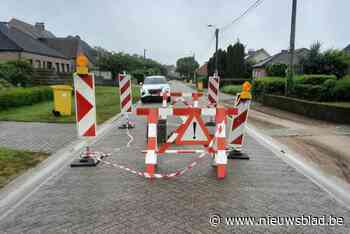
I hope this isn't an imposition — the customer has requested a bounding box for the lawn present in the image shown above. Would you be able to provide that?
[0,147,48,189]
[0,86,140,124]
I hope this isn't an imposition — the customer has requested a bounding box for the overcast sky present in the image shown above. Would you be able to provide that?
[1,0,349,65]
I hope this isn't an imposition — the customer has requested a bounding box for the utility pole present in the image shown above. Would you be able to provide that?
[287,0,297,96]
[215,28,219,76]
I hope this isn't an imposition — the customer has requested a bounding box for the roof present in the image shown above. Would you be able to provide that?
[8,18,55,39]
[0,22,67,59]
[245,48,270,62]
[253,48,309,68]
[344,44,350,53]
[196,63,208,76]
[40,36,96,64]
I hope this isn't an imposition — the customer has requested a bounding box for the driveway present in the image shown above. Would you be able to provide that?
[0,121,76,153]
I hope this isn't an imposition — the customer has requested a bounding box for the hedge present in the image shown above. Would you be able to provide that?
[262,94,350,124]
[295,74,337,85]
[253,75,350,102]
[0,87,53,110]
[221,85,242,95]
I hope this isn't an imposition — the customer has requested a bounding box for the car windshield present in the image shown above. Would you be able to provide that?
[144,77,167,84]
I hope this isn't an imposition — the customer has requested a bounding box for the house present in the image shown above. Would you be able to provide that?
[195,63,208,76]
[0,21,70,72]
[0,18,97,72]
[40,36,97,71]
[245,48,270,64]
[343,44,350,54]
[252,48,309,78]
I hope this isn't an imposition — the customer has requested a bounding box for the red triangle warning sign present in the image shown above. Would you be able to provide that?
[176,113,212,145]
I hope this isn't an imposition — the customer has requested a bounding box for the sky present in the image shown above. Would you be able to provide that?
[1,0,349,65]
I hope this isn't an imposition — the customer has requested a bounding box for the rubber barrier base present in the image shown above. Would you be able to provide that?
[227,150,250,160]
[70,157,99,167]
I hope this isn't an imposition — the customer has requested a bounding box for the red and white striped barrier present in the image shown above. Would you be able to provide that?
[118,73,132,113]
[74,73,96,137]
[208,75,220,106]
[137,106,237,179]
[161,92,203,107]
[227,82,252,157]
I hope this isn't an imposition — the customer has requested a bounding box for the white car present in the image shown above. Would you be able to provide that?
[140,75,170,103]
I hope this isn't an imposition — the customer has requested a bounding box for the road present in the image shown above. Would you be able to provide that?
[0,81,349,233]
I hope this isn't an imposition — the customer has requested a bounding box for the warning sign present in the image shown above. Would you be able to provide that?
[176,113,211,145]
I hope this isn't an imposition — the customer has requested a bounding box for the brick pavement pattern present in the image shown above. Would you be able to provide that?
[0,121,76,153]
[0,82,349,233]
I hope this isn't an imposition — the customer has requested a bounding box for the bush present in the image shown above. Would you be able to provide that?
[0,79,13,90]
[296,74,337,85]
[0,87,52,110]
[131,70,145,84]
[252,77,285,96]
[221,85,242,95]
[292,84,322,101]
[0,60,34,87]
[266,63,287,77]
[333,79,350,101]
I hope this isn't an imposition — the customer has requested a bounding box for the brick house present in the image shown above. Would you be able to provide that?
[252,48,309,79]
[245,48,270,65]
[0,18,96,72]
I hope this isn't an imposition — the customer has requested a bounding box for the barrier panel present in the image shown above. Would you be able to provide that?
[117,73,135,129]
[208,74,220,106]
[227,82,252,159]
[137,106,237,179]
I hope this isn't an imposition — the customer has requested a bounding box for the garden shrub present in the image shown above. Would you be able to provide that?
[333,79,350,101]
[221,85,242,95]
[252,77,285,96]
[0,60,34,87]
[297,74,336,85]
[0,87,52,110]
[0,79,13,90]
[266,63,288,77]
[292,84,322,101]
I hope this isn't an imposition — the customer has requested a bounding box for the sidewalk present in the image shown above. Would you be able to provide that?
[0,81,349,233]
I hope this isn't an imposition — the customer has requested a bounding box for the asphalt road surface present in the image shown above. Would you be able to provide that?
[0,81,349,233]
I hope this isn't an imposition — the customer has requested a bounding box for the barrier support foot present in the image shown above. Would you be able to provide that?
[146,164,156,175]
[227,150,250,160]
[216,165,226,179]
[71,147,99,167]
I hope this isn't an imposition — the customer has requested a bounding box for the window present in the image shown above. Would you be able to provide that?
[42,61,46,69]
[55,63,60,72]
[47,61,52,69]
[61,63,65,72]
[66,64,70,72]
[28,59,33,65]
[35,60,41,68]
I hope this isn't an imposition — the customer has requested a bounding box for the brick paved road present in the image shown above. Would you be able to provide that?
[0,81,349,233]
[0,122,76,153]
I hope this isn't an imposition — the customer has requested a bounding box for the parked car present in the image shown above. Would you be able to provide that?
[140,75,170,103]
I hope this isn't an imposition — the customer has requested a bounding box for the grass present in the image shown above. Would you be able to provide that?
[0,86,140,124]
[0,147,48,189]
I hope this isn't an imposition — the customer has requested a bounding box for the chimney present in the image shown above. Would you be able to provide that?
[248,49,255,56]
[35,22,45,32]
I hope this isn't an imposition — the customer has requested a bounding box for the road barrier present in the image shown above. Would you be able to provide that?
[137,106,237,179]
[71,54,102,167]
[227,82,252,159]
[208,74,220,107]
[161,91,203,107]
[118,73,135,129]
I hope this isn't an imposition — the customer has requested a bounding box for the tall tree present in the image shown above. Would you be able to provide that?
[176,56,199,78]
[228,41,246,78]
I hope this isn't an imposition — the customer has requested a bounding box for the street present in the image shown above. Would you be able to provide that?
[0,81,349,233]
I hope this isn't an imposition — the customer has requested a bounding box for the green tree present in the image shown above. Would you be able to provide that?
[175,56,199,79]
